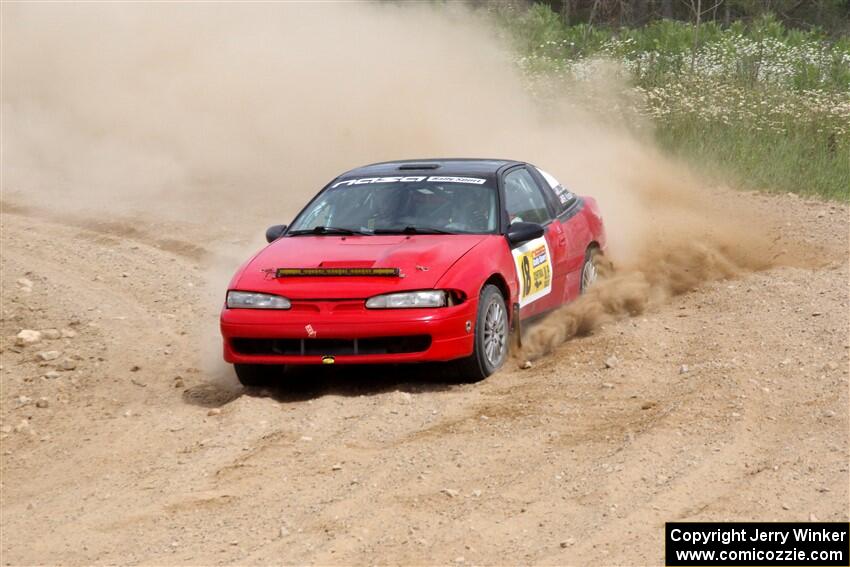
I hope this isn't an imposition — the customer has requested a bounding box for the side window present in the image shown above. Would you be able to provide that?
[503,168,551,225]
[535,167,577,215]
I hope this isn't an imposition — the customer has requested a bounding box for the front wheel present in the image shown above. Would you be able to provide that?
[233,363,285,387]
[454,284,508,382]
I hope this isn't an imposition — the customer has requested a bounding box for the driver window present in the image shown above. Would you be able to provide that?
[504,168,551,225]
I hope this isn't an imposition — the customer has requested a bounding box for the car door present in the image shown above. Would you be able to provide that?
[501,166,566,317]
[530,166,589,303]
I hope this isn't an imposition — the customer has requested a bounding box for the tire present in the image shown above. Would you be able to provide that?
[454,284,509,382]
[233,363,285,387]
[580,246,601,294]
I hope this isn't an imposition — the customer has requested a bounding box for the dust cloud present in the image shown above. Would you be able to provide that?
[518,151,818,359]
[521,226,774,360]
[2,2,804,364]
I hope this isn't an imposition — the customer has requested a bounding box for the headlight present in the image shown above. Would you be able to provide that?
[365,290,447,309]
[226,291,291,309]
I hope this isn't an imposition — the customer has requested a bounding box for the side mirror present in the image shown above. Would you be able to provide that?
[265,224,287,243]
[506,222,544,246]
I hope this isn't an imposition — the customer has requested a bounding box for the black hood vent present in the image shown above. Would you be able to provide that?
[398,163,441,170]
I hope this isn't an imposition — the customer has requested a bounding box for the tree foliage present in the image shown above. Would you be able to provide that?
[510,0,850,36]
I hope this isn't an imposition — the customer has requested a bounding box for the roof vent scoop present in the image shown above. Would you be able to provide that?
[398,163,441,171]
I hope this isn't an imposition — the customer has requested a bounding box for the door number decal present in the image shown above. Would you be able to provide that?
[512,236,552,308]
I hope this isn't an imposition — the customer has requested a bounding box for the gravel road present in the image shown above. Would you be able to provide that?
[1,191,847,565]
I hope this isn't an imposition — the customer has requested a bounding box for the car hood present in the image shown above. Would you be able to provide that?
[234,234,488,299]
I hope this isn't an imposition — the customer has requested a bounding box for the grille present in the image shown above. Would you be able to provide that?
[231,336,431,356]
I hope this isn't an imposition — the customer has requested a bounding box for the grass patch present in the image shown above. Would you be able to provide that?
[497,4,850,200]
[656,119,849,199]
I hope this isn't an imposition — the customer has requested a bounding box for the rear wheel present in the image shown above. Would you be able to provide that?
[233,363,285,387]
[580,247,601,294]
[455,284,508,382]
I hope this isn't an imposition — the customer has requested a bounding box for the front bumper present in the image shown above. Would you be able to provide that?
[220,299,478,365]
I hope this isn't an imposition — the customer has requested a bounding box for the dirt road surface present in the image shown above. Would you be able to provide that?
[1,192,847,566]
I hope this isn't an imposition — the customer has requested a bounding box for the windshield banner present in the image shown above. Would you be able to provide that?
[331,176,487,188]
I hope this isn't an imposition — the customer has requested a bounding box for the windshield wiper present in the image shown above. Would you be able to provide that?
[373,226,454,235]
[288,226,369,236]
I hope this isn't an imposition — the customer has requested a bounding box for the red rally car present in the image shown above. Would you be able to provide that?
[221,158,606,385]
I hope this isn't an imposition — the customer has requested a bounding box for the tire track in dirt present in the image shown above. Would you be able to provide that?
[2,201,208,261]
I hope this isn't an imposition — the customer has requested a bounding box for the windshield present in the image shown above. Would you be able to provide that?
[289,178,498,235]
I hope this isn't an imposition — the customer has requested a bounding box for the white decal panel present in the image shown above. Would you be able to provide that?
[536,167,575,204]
[512,236,553,308]
[425,176,486,184]
[536,168,560,189]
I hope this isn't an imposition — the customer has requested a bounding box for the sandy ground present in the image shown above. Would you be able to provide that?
[1,191,847,566]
